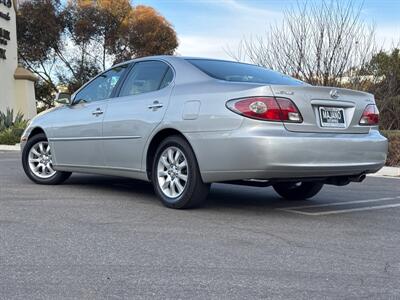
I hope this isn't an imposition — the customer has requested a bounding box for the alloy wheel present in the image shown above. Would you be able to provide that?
[28,141,56,179]
[157,146,188,198]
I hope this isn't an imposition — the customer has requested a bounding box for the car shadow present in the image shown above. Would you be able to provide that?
[64,174,155,196]
[62,174,313,210]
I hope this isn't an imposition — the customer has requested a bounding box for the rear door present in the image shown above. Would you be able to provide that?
[102,60,174,170]
[270,85,375,134]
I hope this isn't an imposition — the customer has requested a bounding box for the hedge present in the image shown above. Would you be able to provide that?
[382,130,400,167]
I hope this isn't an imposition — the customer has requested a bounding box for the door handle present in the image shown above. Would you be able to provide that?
[148,101,163,110]
[92,108,104,116]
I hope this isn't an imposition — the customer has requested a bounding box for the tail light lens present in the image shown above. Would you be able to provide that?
[226,97,302,123]
[359,104,379,126]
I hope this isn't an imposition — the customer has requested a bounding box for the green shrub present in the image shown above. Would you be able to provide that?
[0,128,21,145]
[382,130,400,167]
[0,108,29,145]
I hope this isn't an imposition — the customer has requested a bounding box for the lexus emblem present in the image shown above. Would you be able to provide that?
[330,89,339,99]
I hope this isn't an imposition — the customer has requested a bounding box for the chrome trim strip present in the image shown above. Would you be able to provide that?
[49,136,141,141]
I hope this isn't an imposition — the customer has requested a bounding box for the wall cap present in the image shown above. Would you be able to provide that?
[14,66,38,82]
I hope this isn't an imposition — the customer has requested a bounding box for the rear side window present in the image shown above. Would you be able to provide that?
[187,59,304,86]
[159,68,174,89]
[119,61,173,97]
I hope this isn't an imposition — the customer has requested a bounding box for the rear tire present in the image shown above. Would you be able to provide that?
[273,181,323,200]
[22,133,71,185]
[152,135,209,209]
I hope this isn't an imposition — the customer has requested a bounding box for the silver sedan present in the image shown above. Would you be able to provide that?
[21,56,388,208]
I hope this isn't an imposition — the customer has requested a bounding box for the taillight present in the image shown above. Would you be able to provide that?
[359,104,379,126]
[226,97,302,123]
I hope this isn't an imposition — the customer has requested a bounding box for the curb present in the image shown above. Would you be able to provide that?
[0,144,20,151]
[369,166,400,178]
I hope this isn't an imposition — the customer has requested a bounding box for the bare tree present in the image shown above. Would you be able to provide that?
[227,0,377,87]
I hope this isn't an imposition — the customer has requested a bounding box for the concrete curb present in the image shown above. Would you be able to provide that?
[0,144,20,151]
[370,166,400,178]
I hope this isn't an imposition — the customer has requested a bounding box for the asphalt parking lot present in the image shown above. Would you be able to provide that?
[1,151,400,299]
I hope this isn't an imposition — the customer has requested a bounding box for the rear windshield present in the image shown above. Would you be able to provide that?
[186,59,305,86]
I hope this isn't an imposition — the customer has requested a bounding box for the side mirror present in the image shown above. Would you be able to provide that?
[55,92,71,105]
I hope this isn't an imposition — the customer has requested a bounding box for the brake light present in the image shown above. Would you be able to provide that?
[226,97,302,122]
[359,104,379,125]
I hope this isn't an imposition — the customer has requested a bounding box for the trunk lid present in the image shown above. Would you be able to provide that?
[270,85,375,134]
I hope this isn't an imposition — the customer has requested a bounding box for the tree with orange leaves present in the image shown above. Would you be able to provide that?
[66,0,178,67]
[112,5,178,63]
[17,0,179,106]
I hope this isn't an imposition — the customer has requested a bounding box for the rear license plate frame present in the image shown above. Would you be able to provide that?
[319,106,346,128]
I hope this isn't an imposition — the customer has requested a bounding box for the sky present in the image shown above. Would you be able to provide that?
[135,0,400,59]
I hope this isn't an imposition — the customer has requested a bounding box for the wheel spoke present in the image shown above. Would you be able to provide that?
[162,178,171,189]
[169,180,177,196]
[46,164,55,174]
[158,170,168,177]
[178,160,187,169]
[177,173,187,182]
[31,148,40,157]
[175,180,184,193]
[39,143,45,154]
[167,148,174,164]
[160,156,170,168]
[174,150,180,163]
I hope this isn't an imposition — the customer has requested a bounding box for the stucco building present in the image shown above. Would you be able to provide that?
[0,0,36,119]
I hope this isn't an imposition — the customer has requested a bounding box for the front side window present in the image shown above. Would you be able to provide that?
[186,59,305,86]
[119,61,172,97]
[74,65,128,103]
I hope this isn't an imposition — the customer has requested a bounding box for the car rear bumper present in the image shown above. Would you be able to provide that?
[187,127,388,183]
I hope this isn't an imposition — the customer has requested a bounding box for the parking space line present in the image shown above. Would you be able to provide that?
[280,203,400,216]
[280,196,400,210]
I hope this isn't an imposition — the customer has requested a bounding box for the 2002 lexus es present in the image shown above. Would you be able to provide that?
[21,56,388,209]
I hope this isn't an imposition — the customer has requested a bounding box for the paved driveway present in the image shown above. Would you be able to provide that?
[1,151,400,299]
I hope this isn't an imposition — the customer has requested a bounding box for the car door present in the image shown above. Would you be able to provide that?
[102,60,174,171]
[51,65,129,167]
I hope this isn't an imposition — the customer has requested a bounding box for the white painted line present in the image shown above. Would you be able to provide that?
[279,196,400,210]
[281,203,400,216]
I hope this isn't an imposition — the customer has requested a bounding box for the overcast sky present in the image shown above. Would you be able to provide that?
[135,0,400,59]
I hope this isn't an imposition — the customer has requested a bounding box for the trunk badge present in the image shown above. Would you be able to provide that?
[330,89,339,99]
[276,90,294,95]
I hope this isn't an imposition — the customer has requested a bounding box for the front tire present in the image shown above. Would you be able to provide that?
[273,181,323,200]
[152,135,209,209]
[22,133,71,185]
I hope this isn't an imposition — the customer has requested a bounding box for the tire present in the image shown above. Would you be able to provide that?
[22,133,71,185]
[151,135,210,209]
[273,181,323,200]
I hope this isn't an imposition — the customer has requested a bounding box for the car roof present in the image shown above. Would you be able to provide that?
[114,55,238,66]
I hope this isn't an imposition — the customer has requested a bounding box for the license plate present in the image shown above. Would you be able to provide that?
[319,107,346,128]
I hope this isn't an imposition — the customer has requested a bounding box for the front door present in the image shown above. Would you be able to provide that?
[102,60,174,171]
[51,65,128,167]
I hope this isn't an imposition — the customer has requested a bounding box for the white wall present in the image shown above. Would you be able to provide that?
[0,1,18,114]
[0,0,36,120]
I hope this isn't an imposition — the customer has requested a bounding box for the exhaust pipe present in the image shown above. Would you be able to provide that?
[325,173,366,186]
[349,174,366,183]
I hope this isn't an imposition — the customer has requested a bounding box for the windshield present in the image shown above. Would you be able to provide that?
[186,59,305,86]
